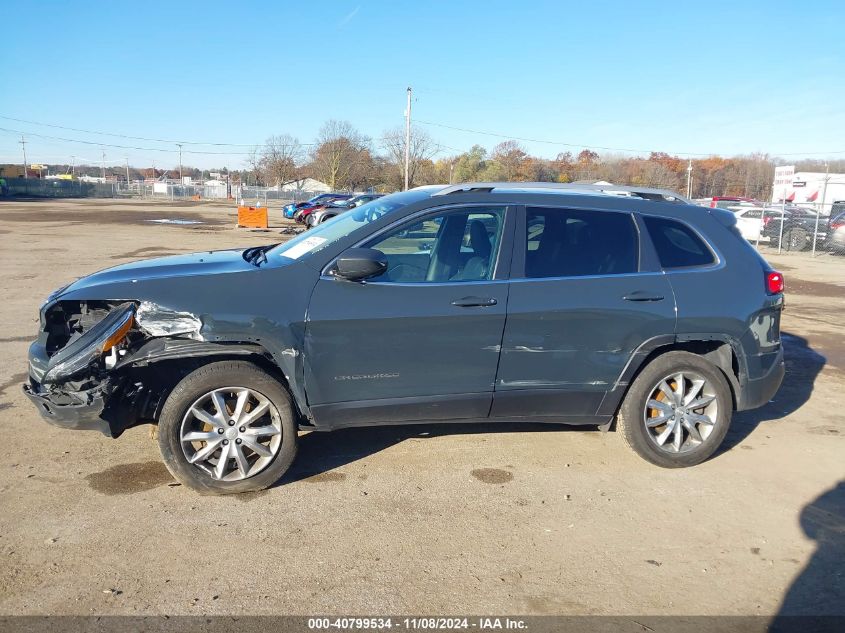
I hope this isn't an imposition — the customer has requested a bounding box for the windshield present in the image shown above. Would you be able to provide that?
[270,188,436,261]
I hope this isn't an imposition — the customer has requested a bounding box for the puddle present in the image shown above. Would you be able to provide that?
[146,219,203,225]
[112,247,182,259]
[0,372,28,397]
[785,278,844,298]
[471,468,513,484]
[808,426,840,436]
[85,461,174,495]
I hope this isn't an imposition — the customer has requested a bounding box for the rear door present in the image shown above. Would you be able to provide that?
[492,205,677,419]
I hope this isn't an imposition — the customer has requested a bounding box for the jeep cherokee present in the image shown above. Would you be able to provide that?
[23,183,785,494]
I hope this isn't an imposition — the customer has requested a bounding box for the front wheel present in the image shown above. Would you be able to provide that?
[616,351,732,468]
[158,361,298,494]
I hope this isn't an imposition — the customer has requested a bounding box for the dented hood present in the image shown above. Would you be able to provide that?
[57,249,255,298]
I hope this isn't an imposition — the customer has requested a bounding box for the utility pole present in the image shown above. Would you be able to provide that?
[686,159,692,199]
[19,135,27,178]
[404,86,412,191]
[177,144,183,183]
[125,157,131,189]
[70,155,76,177]
[101,151,106,180]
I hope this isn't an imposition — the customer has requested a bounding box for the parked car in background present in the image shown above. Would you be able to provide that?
[704,196,765,209]
[283,193,352,220]
[306,193,384,227]
[827,206,845,253]
[23,182,784,494]
[761,206,828,251]
[727,206,771,243]
[294,193,355,223]
[282,201,312,220]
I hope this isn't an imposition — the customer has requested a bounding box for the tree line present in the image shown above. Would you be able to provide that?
[10,119,843,200]
[244,120,844,200]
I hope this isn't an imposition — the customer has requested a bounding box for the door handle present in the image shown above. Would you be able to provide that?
[623,291,665,302]
[452,296,498,307]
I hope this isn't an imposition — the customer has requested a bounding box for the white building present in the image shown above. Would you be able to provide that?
[280,178,331,194]
[772,166,845,211]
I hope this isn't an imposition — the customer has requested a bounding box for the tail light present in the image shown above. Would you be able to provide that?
[762,216,772,227]
[766,271,784,295]
[831,220,844,230]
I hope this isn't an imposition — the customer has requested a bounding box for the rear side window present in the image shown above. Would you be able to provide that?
[643,216,715,269]
[523,207,638,278]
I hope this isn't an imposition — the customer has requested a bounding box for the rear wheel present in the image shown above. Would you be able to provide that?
[158,361,298,494]
[617,351,732,468]
[785,228,809,251]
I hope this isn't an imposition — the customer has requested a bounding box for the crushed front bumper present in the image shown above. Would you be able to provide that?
[23,380,113,436]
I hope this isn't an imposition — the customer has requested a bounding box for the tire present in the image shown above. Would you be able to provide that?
[785,228,809,251]
[158,361,298,494]
[616,351,732,468]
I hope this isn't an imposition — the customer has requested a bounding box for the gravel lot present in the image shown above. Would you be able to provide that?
[0,198,842,616]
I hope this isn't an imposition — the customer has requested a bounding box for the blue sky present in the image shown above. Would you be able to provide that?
[1,0,843,170]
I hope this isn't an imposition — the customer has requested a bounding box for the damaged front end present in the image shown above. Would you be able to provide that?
[24,298,265,438]
[24,301,142,436]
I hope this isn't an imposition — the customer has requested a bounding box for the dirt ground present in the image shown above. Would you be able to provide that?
[0,198,842,617]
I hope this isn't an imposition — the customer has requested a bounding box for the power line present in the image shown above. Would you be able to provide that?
[415,119,845,157]
[0,126,257,155]
[0,114,260,147]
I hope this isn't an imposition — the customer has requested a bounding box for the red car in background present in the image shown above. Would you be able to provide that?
[706,196,764,209]
[293,194,354,223]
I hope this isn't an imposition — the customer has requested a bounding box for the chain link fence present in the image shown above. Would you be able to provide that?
[0,179,324,206]
[723,201,845,258]
[4,179,841,258]
[2,178,122,198]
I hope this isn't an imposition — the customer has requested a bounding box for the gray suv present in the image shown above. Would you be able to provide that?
[23,183,785,494]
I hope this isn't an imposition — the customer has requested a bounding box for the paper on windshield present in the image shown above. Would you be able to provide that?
[279,236,328,260]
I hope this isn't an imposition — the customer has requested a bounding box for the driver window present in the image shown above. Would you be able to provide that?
[365,207,505,283]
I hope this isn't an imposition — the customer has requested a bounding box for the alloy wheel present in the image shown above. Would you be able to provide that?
[643,372,718,454]
[180,387,283,481]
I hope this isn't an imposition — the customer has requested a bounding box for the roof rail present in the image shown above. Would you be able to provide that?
[430,182,691,204]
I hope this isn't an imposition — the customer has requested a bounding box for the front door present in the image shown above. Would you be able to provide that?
[305,205,513,427]
[493,205,677,419]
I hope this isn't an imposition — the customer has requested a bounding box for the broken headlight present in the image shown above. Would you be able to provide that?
[42,303,136,384]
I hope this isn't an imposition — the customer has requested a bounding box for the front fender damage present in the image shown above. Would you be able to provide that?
[25,299,270,437]
[135,301,203,339]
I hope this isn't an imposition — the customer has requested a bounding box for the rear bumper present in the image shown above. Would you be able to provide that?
[827,231,845,250]
[23,381,113,436]
[737,346,785,411]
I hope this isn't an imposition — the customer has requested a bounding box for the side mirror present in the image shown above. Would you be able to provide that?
[333,248,387,282]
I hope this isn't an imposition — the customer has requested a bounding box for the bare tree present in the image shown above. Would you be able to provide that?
[259,134,304,187]
[309,120,371,190]
[244,146,262,185]
[381,125,440,189]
